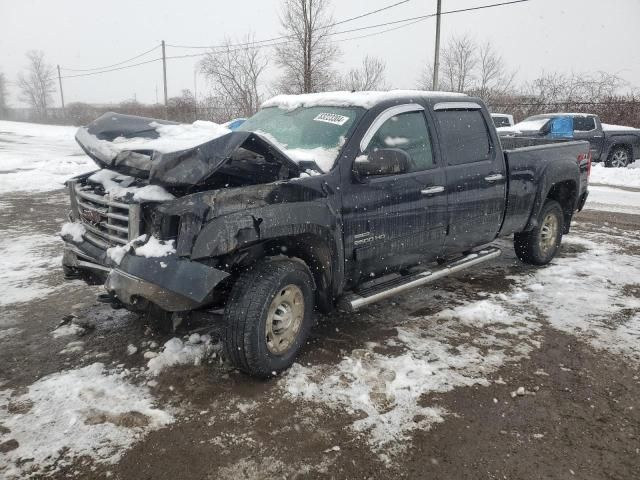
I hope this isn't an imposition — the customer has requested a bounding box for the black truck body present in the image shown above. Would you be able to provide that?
[503,113,640,167]
[61,91,591,376]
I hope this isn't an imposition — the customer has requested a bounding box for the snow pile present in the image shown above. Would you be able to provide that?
[134,236,176,258]
[77,120,231,162]
[0,120,95,194]
[87,169,174,202]
[0,232,61,306]
[146,335,214,375]
[0,363,173,478]
[284,296,538,453]
[584,186,640,214]
[262,90,466,111]
[59,221,86,243]
[510,235,640,362]
[106,234,175,265]
[590,162,640,189]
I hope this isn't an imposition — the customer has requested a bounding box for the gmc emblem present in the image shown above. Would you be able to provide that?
[79,208,102,225]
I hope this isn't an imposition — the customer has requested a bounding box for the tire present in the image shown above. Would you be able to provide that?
[223,258,314,378]
[605,146,630,168]
[514,200,564,265]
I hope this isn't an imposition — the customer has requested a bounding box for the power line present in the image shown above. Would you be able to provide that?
[166,0,413,51]
[56,0,531,79]
[61,44,161,72]
[59,57,162,79]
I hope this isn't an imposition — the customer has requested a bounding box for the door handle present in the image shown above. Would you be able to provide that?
[484,174,505,183]
[421,186,445,195]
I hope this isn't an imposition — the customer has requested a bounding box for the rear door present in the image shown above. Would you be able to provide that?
[573,115,604,159]
[341,104,448,280]
[433,103,507,254]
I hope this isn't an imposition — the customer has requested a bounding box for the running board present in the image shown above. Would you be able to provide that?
[341,247,502,311]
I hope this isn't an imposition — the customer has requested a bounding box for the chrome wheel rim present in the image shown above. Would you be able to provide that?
[265,285,305,355]
[539,213,558,255]
[611,150,629,168]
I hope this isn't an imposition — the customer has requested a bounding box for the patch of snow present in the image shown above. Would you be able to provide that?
[590,163,640,189]
[146,336,215,375]
[0,232,61,306]
[383,136,409,147]
[105,234,146,265]
[283,295,539,453]
[601,123,640,132]
[254,129,338,173]
[87,169,174,202]
[511,118,549,132]
[508,235,640,362]
[0,120,95,194]
[76,120,231,164]
[134,236,175,258]
[584,186,640,214]
[52,323,84,338]
[0,363,173,478]
[262,90,466,111]
[59,221,86,243]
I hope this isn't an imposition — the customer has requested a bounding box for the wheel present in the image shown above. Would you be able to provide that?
[514,200,564,265]
[223,259,314,378]
[606,146,630,168]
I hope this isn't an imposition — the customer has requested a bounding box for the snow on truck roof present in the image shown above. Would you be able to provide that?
[261,90,467,111]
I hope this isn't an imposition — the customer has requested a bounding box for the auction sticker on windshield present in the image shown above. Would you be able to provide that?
[313,113,350,126]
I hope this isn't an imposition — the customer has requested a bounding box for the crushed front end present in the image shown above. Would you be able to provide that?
[61,172,230,312]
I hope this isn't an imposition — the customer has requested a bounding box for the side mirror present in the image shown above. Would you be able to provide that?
[354,148,410,177]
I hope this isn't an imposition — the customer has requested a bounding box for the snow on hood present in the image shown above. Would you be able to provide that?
[76,113,301,187]
[512,118,550,132]
[76,116,231,164]
[261,90,466,111]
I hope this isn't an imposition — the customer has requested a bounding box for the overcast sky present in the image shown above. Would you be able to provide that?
[2,0,639,107]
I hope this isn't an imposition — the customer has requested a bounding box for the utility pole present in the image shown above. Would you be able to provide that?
[57,65,66,118]
[193,68,198,121]
[161,40,168,119]
[432,0,442,91]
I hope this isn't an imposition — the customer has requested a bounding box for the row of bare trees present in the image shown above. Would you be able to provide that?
[3,0,638,126]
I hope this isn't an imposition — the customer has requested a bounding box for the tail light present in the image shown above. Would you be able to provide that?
[577,152,592,177]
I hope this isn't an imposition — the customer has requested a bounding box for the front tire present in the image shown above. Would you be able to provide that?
[606,146,630,168]
[514,200,564,265]
[223,259,314,378]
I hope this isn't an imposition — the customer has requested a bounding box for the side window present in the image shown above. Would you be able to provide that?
[364,111,434,172]
[436,110,491,166]
[574,116,595,131]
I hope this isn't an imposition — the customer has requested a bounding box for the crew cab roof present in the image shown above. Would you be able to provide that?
[261,90,468,111]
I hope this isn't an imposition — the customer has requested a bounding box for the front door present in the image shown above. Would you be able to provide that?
[341,105,448,282]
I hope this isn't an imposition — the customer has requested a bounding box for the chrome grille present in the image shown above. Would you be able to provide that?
[69,181,141,249]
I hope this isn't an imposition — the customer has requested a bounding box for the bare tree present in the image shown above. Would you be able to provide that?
[471,41,516,102]
[200,35,267,119]
[274,0,340,94]
[0,72,8,118]
[17,50,56,120]
[441,35,477,92]
[339,55,388,91]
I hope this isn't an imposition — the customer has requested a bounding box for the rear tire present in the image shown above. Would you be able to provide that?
[605,146,630,168]
[223,259,314,378]
[514,200,564,265]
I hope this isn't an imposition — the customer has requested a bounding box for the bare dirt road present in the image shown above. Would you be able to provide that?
[1,190,639,480]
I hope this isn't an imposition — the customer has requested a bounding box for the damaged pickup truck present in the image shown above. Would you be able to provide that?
[61,91,590,377]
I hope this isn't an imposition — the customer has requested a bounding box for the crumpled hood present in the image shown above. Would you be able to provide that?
[75,112,300,187]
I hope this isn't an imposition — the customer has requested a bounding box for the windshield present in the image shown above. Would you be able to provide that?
[237,106,364,172]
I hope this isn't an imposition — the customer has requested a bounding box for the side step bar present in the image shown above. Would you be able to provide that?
[341,247,502,311]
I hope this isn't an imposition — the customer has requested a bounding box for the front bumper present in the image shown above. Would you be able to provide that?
[62,239,230,312]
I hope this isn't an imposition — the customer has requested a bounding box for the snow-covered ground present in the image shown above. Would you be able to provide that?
[590,161,640,189]
[0,121,95,194]
[584,186,640,214]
